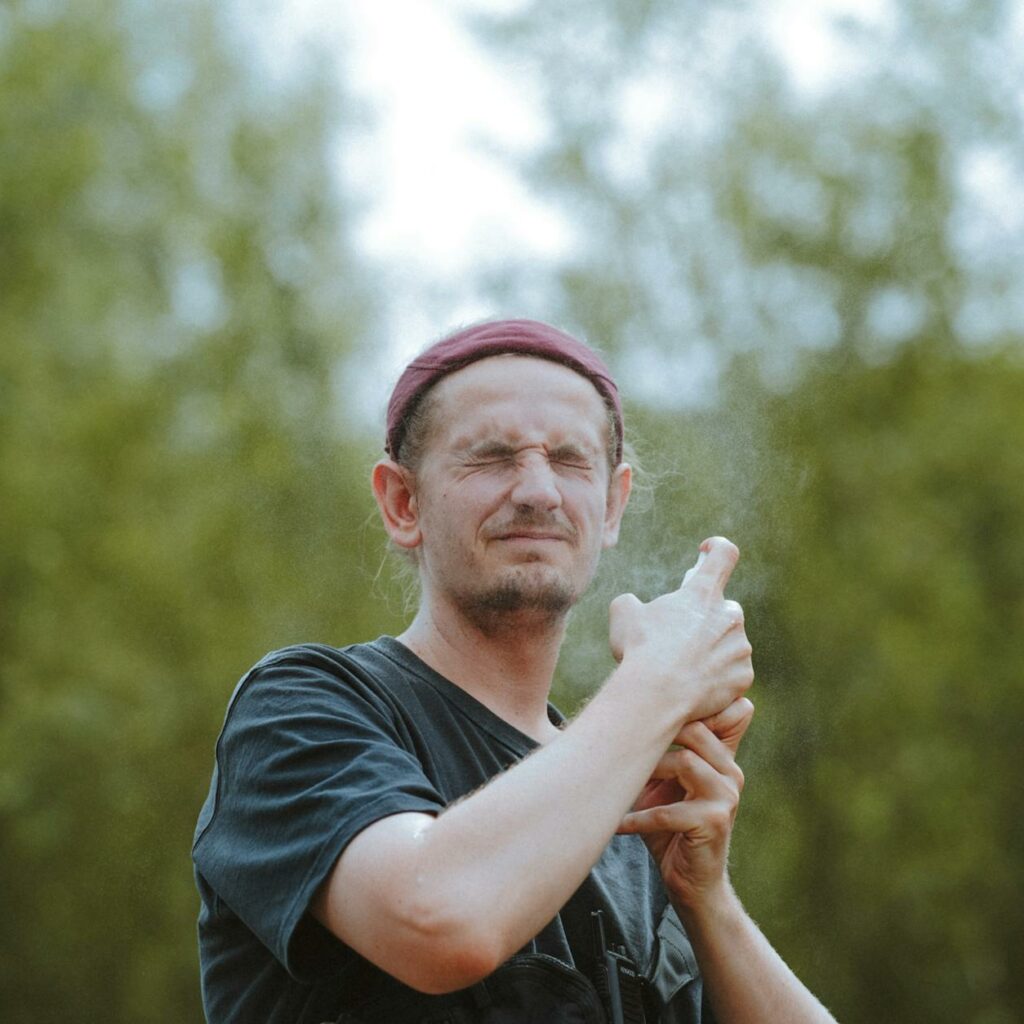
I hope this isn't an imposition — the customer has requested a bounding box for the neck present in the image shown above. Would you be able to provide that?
[398,597,567,743]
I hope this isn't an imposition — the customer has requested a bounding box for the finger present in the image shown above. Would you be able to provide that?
[610,592,643,614]
[681,546,708,587]
[619,797,736,837]
[662,725,745,791]
[684,536,739,598]
[699,697,755,754]
[701,696,753,735]
[648,740,743,797]
[608,592,642,661]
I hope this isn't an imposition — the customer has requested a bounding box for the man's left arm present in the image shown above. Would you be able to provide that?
[619,701,838,1024]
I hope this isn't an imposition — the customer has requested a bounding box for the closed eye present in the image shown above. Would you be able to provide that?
[548,447,593,470]
[459,443,595,471]
[462,444,517,467]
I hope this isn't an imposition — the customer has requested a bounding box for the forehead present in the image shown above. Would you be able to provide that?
[429,355,610,451]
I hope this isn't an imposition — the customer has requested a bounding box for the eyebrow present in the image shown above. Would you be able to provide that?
[459,439,598,462]
[547,443,594,462]
[462,440,517,459]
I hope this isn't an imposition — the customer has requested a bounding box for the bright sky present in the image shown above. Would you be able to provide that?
[256,0,893,416]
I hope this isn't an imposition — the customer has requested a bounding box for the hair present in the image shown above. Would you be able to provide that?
[391,385,442,474]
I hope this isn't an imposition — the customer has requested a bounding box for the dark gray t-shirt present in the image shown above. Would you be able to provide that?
[192,637,708,1023]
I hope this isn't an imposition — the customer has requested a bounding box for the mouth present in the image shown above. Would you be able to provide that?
[495,532,569,543]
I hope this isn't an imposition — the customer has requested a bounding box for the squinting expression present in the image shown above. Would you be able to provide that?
[410,355,630,630]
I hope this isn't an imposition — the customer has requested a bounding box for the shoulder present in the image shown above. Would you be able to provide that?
[215,638,447,756]
[226,639,404,717]
[197,638,439,844]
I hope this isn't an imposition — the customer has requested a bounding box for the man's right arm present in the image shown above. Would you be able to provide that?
[312,538,753,994]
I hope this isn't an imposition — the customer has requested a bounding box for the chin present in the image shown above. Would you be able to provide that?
[454,569,580,632]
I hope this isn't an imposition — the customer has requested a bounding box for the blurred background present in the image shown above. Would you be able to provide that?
[2,0,1022,1020]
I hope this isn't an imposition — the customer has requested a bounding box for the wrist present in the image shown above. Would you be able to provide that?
[670,876,742,934]
[604,654,693,742]
[614,650,700,727]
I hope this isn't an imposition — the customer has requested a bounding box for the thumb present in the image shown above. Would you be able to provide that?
[681,546,708,586]
[701,697,755,754]
[685,536,740,597]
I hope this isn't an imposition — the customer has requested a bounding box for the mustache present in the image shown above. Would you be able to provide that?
[484,511,577,541]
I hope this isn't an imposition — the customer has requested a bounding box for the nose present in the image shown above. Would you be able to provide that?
[509,452,562,511]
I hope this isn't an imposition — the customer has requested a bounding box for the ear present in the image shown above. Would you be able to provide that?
[602,462,632,548]
[371,459,422,550]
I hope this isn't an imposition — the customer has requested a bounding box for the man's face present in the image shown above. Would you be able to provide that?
[407,355,630,633]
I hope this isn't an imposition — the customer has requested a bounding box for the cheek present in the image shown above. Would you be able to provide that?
[459,478,511,519]
[565,480,611,524]
[420,487,490,545]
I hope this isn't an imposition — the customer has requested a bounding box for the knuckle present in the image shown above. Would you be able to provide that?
[678,724,701,747]
[708,806,732,832]
[651,806,675,831]
[735,669,753,691]
[672,751,691,779]
[679,748,700,772]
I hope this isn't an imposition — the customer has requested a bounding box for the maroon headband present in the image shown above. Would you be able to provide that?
[386,319,623,463]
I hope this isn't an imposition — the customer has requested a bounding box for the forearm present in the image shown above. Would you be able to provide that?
[325,660,684,989]
[674,885,838,1024]
[413,538,754,974]
[421,666,679,946]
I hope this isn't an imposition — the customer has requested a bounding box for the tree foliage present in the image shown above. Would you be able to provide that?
[739,343,1024,1022]
[0,1,394,1019]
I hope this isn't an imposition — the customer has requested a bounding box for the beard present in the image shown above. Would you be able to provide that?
[453,564,579,636]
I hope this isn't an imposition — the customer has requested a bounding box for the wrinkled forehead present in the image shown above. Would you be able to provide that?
[429,354,612,451]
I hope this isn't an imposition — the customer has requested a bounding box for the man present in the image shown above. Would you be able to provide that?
[193,319,836,1023]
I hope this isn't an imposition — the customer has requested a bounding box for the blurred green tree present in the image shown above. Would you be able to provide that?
[740,343,1024,1023]
[469,1,1024,1021]
[0,0,394,1019]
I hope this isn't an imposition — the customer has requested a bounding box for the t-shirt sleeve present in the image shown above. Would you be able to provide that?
[192,650,446,980]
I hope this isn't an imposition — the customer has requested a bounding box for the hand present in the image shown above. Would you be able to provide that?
[700,694,756,757]
[608,537,754,724]
[617,697,754,911]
